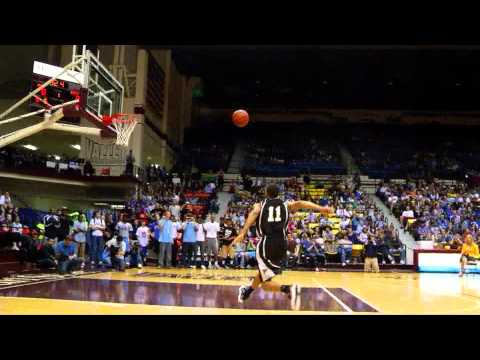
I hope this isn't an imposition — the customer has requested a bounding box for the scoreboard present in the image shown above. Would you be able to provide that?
[30,61,84,120]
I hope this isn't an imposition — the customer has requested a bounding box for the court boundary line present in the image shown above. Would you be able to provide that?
[339,287,380,312]
[0,271,102,291]
[320,286,353,313]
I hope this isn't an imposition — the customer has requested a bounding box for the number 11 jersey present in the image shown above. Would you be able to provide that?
[256,198,289,240]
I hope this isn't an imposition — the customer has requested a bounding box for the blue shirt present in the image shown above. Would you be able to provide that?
[55,241,77,257]
[183,222,198,243]
[158,219,173,244]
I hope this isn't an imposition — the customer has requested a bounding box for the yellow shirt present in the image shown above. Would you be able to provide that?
[461,243,480,258]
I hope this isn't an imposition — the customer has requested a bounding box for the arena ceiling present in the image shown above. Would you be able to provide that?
[152,46,480,111]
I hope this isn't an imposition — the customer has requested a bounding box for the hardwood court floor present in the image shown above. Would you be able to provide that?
[0,267,479,314]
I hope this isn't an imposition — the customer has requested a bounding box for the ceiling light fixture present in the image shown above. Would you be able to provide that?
[22,144,38,151]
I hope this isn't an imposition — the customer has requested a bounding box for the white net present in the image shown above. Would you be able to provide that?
[104,113,138,147]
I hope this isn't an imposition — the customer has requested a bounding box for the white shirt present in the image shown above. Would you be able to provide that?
[196,223,205,242]
[340,219,350,229]
[203,221,220,239]
[388,195,398,204]
[0,195,5,206]
[169,205,181,219]
[116,221,133,238]
[402,210,414,218]
[90,218,105,237]
[136,226,150,247]
[358,233,368,243]
[73,220,88,243]
[106,238,126,258]
[11,222,22,233]
[336,208,352,218]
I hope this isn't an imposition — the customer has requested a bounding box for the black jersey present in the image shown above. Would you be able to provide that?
[220,226,237,245]
[256,198,289,239]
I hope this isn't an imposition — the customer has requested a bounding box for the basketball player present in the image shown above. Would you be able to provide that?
[234,184,333,307]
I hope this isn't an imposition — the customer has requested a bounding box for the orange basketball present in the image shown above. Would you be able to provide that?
[232,109,249,127]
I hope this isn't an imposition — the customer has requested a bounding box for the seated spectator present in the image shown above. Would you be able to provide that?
[233,240,248,269]
[376,233,395,265]
[323,231,339,265]
[400,206,415,227]
[300,234,324,271]
[105,233,127,272]
[37,238,58,269]
[459,234,480,277]
[55,236,83,274]
[337,231,353,266]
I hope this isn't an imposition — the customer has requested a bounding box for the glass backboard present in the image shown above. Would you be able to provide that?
[71,46,124,126]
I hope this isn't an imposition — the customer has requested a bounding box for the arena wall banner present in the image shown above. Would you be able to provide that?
[80,135,129,176]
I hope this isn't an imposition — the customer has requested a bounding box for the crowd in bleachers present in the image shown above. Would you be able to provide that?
[0,146,84,177]
[222,179,405,271]
[0,172,225,274]
[377,180,480,249]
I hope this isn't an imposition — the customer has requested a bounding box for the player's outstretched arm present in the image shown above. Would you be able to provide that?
[288,200,334,214]
[233,203,261,244]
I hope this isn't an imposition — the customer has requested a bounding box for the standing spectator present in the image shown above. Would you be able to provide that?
[181,214,198,268]
[196,217,206,269]
[203,215,220,268]
[125,150,135,176]
[72,213,88,264]
[115,214,133,262]
[364,235,380,273]
[157,211,173,268]
[83,161,94,176]
[218,218,237,268]
[172,217,182,267]
[11,215,22,251]
[104,213,115,235]
[44,209,59,243]
[89,211,106,267]
[136,220,151,267]
[55,236,83,274]
[57,208,70,243]
[169,202,181,220]
[4,192,11,205]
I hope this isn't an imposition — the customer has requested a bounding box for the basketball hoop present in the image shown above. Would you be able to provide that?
[102,113,138,147]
